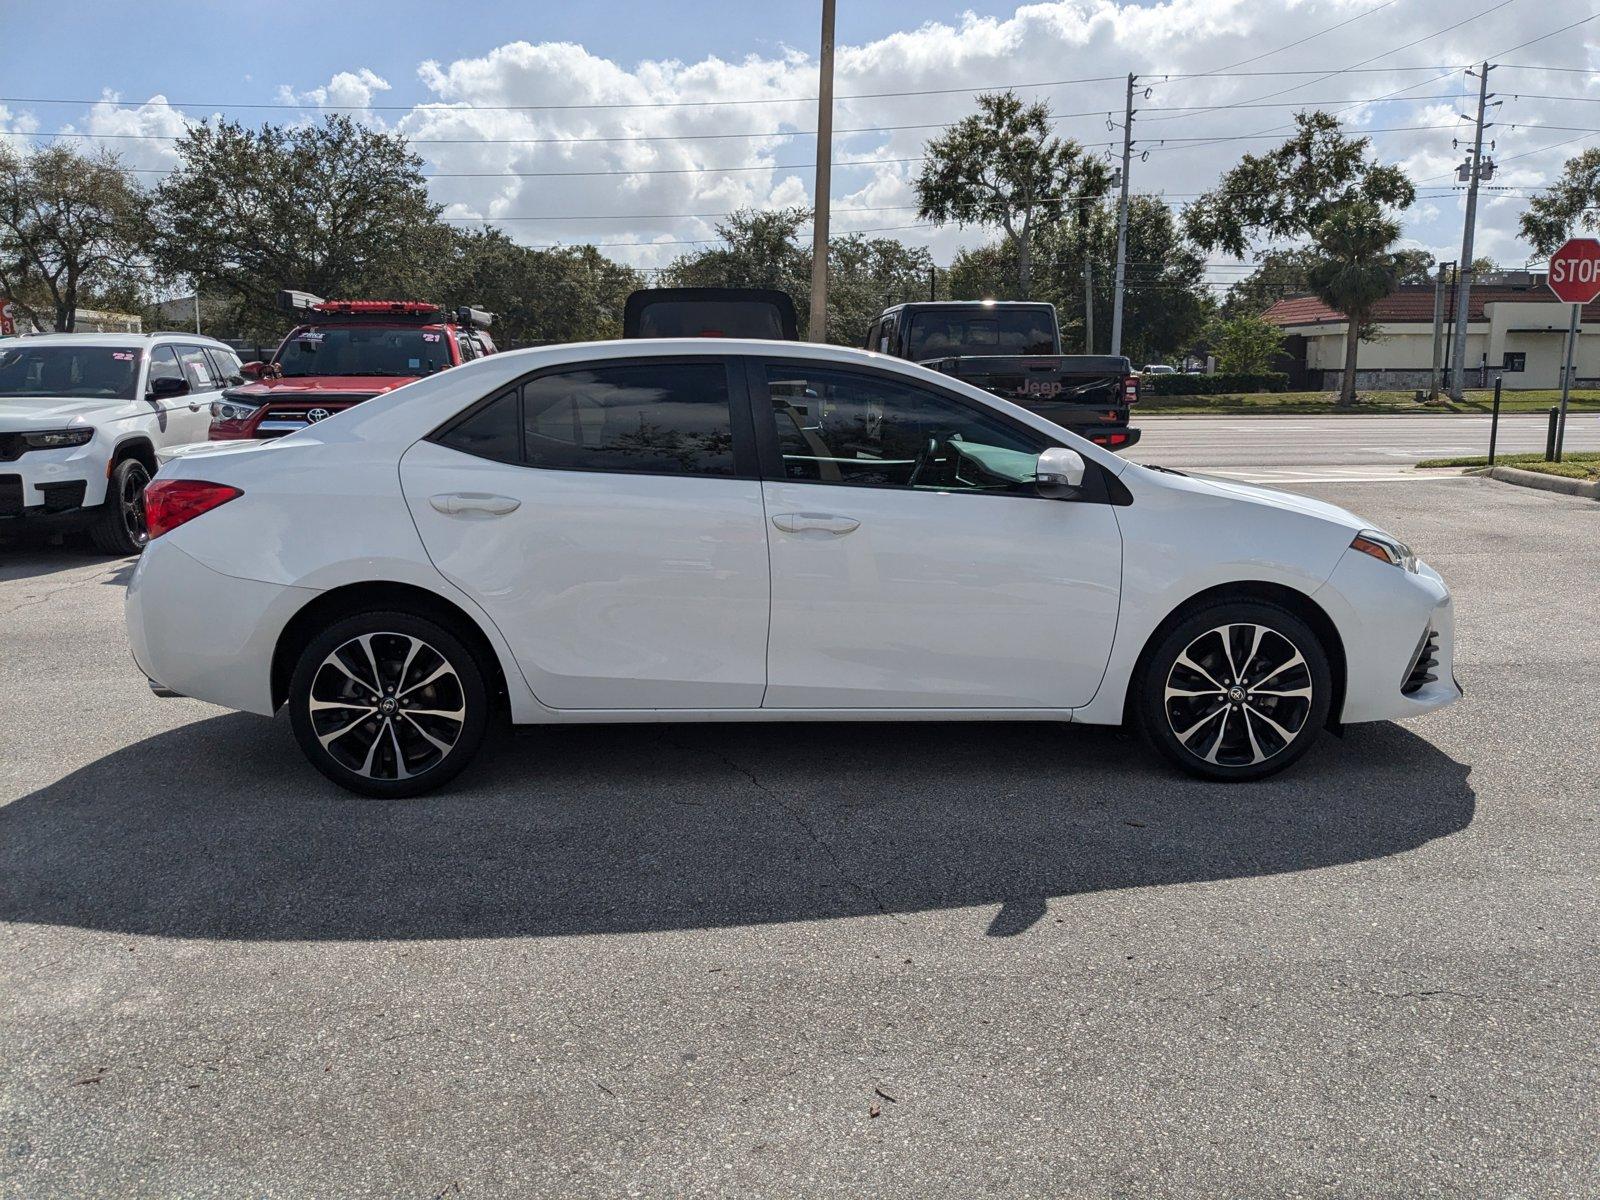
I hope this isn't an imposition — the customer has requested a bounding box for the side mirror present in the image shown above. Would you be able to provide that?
[239,361,266,380]
[1036,446,1086,499]
[147,375,190,400]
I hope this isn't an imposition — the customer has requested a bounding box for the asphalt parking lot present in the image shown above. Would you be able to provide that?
[2,472,1597,1197]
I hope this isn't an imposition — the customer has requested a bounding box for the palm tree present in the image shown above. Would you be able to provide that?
[1305,200,1403,406]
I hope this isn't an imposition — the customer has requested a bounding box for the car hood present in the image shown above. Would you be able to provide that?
[0,397,119,427]
[229,376,411,400]
[1139,464,1369,532]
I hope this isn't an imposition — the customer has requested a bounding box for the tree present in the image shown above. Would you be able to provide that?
[1184,112,1414,258]
[1520,148,1600,255]
[1220,247,1320,318]
[438,228,641,346]
[1210,312,1285,374]
[150,116,446,335]
[915,91,1112,299]
[1304,199,1405,405]
[825,233,933,345]
[0,143,149,332]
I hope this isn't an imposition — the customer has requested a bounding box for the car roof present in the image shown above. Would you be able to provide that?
[6,331,235,349]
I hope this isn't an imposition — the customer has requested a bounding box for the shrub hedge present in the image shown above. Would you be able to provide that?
[1142,372,1290,395]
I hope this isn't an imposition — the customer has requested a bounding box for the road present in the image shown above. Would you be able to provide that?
[2,471,1597,1197]
[1130,411,1600,481]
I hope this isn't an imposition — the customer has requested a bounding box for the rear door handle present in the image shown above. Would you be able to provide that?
[771,512,860,535]
[429,492,521,517]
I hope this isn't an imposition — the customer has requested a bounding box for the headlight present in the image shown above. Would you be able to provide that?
[22,428,94,449]
[211,393,263,422]
[1351,529,1418,573]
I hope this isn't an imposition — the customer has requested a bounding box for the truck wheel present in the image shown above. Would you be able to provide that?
[89,458,151,556]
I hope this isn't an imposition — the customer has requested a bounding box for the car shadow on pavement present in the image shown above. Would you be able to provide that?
[0,539,132,583]
[0,713,1474,941]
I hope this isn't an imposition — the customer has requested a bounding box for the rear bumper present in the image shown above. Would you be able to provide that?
[126,535,314,715]
[1083,424,1141,451]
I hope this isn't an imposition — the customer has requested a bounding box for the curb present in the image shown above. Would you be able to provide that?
[1473,465,1600,500]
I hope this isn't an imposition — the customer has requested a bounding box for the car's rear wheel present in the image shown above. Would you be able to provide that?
[89,458,150,555]
[288,611,490,798]
[1135,600,1332,781]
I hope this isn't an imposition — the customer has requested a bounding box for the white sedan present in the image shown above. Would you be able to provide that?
[125,339,1459,797]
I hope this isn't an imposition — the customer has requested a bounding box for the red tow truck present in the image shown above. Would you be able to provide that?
[207,291,496,441]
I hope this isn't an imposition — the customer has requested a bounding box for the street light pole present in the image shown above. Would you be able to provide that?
[1448,62,1494,400]
[808,0,836,343]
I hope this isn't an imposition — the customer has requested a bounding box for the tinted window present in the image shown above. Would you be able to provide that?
[206,347,245,386]
[0,345,141,400]
[277,326,452,378]
[439,387,520,464]
[763,365,1045,493]
[147,345,184,387]
[177,345,222,390]
[636,301,786,340]
[905,308,1058,360]
[522,363,735,476]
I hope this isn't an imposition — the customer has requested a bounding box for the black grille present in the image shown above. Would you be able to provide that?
[37,480,87,512]
[0,434,24,463]
[0,474,22,516]
[1403,630,1440,695]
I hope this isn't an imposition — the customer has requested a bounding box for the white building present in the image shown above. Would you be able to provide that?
[1264,275,1597,391]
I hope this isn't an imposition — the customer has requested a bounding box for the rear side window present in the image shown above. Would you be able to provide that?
[436,362,738,478]
[205,347,245,386]
[522,363,735,476]
[176,345,221,390]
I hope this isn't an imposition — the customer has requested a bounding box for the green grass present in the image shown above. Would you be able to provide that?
[1415,451,1600,481]
[1139,389,1600,416]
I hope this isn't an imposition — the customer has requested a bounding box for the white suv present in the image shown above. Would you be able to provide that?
[0,332,245,553]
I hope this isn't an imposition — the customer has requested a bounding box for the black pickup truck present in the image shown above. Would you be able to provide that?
[864,301,1140,450]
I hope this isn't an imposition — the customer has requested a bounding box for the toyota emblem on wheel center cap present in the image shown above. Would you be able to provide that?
[306,407,332,423]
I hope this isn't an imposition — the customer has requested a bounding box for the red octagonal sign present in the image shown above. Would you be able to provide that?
[1547,237,1600,304]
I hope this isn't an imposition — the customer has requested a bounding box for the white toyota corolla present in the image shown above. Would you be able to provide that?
[126,340,1459,796]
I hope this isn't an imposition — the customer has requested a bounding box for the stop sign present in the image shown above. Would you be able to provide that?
[1546,237,1600,304]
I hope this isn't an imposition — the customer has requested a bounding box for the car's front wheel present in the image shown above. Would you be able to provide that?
[89,457,150,555]
[288,611,490,798]
[1135,600,1332,781]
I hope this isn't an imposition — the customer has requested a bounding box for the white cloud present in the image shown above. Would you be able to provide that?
[7,0,1598,276]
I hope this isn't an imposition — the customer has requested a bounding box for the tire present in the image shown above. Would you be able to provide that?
[1134,600,1333,782]
[288,610,490,798]
[89,457,151,555]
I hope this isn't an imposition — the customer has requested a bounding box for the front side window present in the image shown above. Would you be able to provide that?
[522,362,735,476]
[0,345,141,401]
[763,364,1046,494]
[147,345,184,389]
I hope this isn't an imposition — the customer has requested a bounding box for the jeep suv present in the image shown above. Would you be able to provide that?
[207,293,496,442]
[0,332,243,554]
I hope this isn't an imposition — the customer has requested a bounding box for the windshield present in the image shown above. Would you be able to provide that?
[276,326,452,378]
[0,345,141,400]
[905,309,1058,360]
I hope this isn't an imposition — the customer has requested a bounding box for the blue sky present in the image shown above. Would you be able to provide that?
[2,0,1595,277]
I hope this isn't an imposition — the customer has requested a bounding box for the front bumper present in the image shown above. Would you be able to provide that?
[0,447,109,525]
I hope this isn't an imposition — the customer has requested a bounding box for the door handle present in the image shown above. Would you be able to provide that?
[429,492,521,516]
[771,512,860,535]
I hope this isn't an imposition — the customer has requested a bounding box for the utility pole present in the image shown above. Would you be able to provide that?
[1083,258,1095,354]
[1427,261,1453,399]
[1448,62,1496,399]
[807,0,836,343]
[1109,72,1136,358]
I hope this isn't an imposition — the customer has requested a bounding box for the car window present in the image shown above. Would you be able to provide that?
[176,345,222,391]
[437,386,521,464]
[521,362,735,477]
[147,345,184,389]
[205,347,245,386]
[761,364,1046,493]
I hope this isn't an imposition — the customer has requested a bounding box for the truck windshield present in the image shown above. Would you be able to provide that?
[0,345,140,400]
[633,301,788,340]
[277,326,452,378]
[906,309,1058,360]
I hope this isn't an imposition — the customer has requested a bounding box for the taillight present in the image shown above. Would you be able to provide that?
[1124,377,1139,403]
[144,479,242,539]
